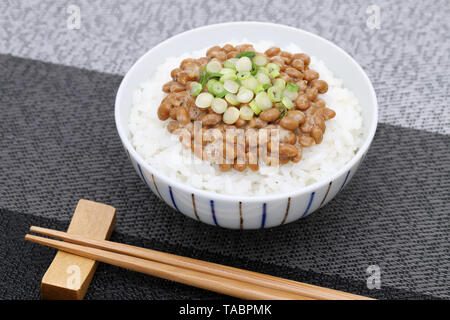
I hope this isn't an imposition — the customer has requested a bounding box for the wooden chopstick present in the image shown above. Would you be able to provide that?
[25,233,310,300]
[27,226,373,300]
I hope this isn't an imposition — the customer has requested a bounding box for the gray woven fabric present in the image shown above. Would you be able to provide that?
[0,0,449,134]
[0,54,449,299]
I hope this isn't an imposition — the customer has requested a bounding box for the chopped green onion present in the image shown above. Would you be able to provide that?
[236,57,252,72]
[270,70,280,78]
[237,87,254,103]
[286,82,299,92]
[223,107,240,124]
[211,98,228,114]
[199,65,206,77]
[267,86,282,102]
[273,78,286,90]
[237,71,251,81]
[255,91,273,111]
[223,80,239,94]
[250,61,258,76]
[249,100,261,115]
[220,73,238,82]
[225,93,240,106]
[206,72,223,78]
[207,79,226,97]
[266,63,280,73]
[256,72,271,85]
[281,96,294,109]
[236,51,255,58]
[206,60,222,73]
[282,88,298,101]
[200,66,207,86]
[189,82,202,97]
[276,103,288,118]
[253,84,265,94]
[257,66,269,75]
[220,68,235,75]
[215,90,228,98]
[252,54,268,66]
[263,83,271,90]
[241,76,259,91]
[195,92,214,109]
[201,70,222,87]
[206,79,218,94]
[239,106,254,120]
[224,58,238,70]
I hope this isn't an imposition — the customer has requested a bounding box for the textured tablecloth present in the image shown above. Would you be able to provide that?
[0,0,449,300]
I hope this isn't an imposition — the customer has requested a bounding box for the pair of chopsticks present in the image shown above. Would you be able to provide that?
[25,226,373,300]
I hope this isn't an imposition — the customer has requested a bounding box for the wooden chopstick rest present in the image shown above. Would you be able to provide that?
[40,199,116,300]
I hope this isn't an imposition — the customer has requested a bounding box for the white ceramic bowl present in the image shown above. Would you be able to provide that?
[115,22,378,229]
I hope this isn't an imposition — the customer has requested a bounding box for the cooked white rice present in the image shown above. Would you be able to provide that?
[128,41,363,196]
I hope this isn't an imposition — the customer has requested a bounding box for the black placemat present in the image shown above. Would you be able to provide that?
[0,209,438,300]
[0,54,449,299]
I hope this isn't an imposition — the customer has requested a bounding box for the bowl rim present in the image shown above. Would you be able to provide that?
[115,21,378,202]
